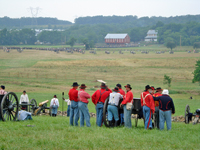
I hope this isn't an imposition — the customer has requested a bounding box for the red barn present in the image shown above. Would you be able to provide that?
[104,33,130,45]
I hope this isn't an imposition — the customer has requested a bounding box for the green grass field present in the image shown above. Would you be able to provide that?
[0,46,200,149]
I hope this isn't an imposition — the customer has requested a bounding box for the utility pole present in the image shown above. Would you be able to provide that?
[28,7,41,28]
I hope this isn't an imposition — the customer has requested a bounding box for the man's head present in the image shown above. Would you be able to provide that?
[1,85,5,90]
[151,86,155,94]
[54,95,57,98]
[100,83,107,89]
[162,89,169,95]
[116,84,122,89]
[23,90,26,95]
[145,85,152,93]
[72,82,79,89]
[112,87,119,93]
[156,87,163,94]
[124,84,132,91]
[79,84,87,90]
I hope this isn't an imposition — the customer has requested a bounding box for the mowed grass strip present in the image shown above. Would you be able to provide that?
[0,116,199,149]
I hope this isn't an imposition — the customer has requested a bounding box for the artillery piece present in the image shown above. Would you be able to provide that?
[0,92,52,121]
[185,105,200,125]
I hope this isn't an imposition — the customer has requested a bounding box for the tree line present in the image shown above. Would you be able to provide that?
[0,21,200,47]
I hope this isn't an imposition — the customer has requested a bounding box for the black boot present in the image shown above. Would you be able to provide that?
[108,121,112,128]
[55,114,57,117]
[114,121,118,127]
[52,114,55,117]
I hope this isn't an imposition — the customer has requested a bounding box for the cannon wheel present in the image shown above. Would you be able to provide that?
[1,92,19,121]
[185,104,190,124]
[29,99,37,114]
[103,97,110,127]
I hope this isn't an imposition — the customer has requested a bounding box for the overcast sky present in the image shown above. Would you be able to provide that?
[0,0,199,23]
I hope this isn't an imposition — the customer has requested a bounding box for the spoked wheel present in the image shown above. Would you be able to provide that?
[103,97,110,127]
[185,104,190,124]
[0,92,19,121]
[29,99,37,114]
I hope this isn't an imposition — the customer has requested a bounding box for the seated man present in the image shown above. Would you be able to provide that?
[18,110,33,121]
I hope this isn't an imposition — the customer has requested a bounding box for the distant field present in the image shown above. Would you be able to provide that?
[0,46,200,149]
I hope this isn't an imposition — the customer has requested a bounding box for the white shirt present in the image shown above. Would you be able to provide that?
[18,110,32,121]
[20,94,29,104]
[108,92,123,106]
[64,99,71,105]
[50,98,59,107]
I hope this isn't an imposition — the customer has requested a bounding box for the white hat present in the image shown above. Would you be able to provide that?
[162,89,169,95]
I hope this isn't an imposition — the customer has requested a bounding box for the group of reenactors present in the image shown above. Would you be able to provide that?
[65,82,175,130]
[0,82,175,130]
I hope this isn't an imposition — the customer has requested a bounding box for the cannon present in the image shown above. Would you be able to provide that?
[185,105,200,125]
[0,92,52,121]
[103,97,151,127]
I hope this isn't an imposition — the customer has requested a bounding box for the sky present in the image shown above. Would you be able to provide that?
[0,0,199,23]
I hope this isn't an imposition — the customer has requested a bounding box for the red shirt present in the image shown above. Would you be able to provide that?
[78,89,91,103]
[121,90,133,105]
[92,88,112,105]
[141,91,155,113]
[153,93,162,107]
[119,89,125,96]
[68,88,78,102]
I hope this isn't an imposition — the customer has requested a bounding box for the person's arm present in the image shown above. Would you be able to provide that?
[171,99,175,114]
[121,92,131,105]
[57,99,59,108]
[84,92,91,99]
[153,96,160,101]
[91,91,97,105]
[149,95,155,113]
[140,93,143,107]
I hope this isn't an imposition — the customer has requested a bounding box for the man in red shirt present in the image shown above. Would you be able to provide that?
[92,83,112,127]
[141,85,155,129]
[120,84,133,128]
[153,87,163,129]
[116,83,125,125]
[78,84,91,127]
[68,82,79,126]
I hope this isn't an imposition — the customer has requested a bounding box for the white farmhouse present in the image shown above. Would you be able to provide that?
[145,30,158,42]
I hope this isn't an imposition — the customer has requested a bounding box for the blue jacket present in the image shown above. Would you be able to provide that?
[154,95,175,113]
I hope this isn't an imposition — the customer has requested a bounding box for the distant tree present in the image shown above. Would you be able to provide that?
[166,41,176,51]
[82,38,90,50]
[192,60,200,84]
[67,37,77,47]
[163,75,172,88]
[89,40,95,49]
[156,21,164,28]
[193,42,200,49]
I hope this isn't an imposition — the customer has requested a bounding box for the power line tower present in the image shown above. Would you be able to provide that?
[28,7,41,28]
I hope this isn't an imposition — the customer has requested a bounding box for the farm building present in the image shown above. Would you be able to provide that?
[104,33,130,45]
[145,30,158,42]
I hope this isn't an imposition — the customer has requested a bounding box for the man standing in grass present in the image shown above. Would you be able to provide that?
[20,91,29,111]
[116,83,125,125]
[78,84,91,127]
[0,85,7,121]
[68,82,79,126]
[108,87,123,127]
[50,95,59,117]
[120,84,133,128]
[141,85,155,129]
[92,83,112,127]
[153,87,163,129]
[154,89,175,130]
